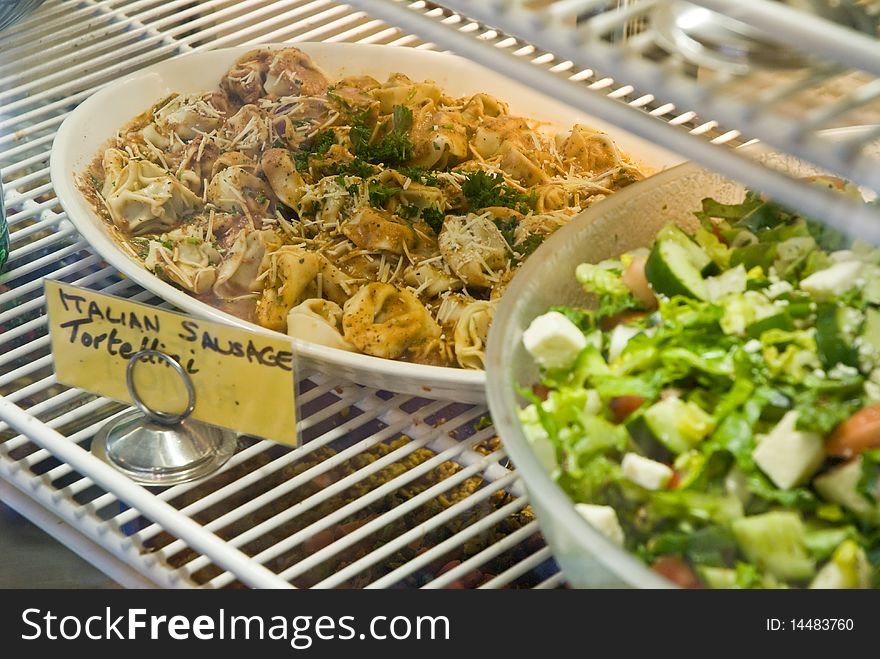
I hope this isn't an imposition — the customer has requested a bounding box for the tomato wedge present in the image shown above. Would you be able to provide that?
[651,555,703,589]
[609,395,646,424]
[826,404,880,458]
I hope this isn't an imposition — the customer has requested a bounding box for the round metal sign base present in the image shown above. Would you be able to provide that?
[91,410,238,486]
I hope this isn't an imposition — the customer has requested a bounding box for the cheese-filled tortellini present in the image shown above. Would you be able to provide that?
[88,45,644,369]
[144,226,221,295]
[460,93,508,124]
[515,210,574,244]
[471,116,533,159]
[438,213,510,289]
[143,92,229,149]
[254,246,321,331]
[453,300,496,369]
[372,73,441,114]
[342,283,440,359]
[556,125,620,174]
[409,103,469,170]
[261,148,306,208]
[213,229,278,300]
[263,47,329,98]
[102,157,200,235]
[206,166,271,217]
[221,105,270,159]
[221,49,272,104]
[404,261,463,299]
[287,299,356,352]
[342,207,415,255]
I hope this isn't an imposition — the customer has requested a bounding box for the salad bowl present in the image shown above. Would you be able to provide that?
[485,139,880,588]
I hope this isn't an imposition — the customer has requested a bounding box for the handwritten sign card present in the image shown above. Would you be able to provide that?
[45,280,297,445]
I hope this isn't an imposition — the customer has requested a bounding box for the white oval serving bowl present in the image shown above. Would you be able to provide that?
[51,42,681,402]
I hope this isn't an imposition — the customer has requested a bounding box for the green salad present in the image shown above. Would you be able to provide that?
[519,177,880,589]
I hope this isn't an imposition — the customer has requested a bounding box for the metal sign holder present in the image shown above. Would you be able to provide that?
[91,349,238,486]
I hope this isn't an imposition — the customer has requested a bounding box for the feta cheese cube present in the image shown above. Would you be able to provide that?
[705,264,747,301]
[830,250,858,262]
[608,324,640,362]
[752,411,825,490]
[813,457,874,518]
[765,280,794,299]
[574,503,625,546]
[522,311,587,370]
[800,261,863,299]
[743,339,762,353]
[622,452,674,490]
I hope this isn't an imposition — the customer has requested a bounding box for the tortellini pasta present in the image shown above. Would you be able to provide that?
[453,300,495,369]
[102,154,200,235]
[342,283,440,359]
[213,229,279,300]
[87,46,644,369]
[255,246,321,330]
[144,226,221,295]
[287,299,355,352]
[438,213,510,289]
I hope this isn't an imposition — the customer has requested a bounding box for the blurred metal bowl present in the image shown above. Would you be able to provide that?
[0,0,45,31]
[484,142,868,587]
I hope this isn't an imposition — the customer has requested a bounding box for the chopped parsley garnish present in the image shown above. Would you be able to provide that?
[367,180,399,207]
[491,215,544,257]
[461,170,532,213]
[328,157,377,179]
[161,239,174,249]
[420,206,446,234]
[350,105,414,166]
[399,204,421,220]
[514,233,544,257]
[399,166,440,187]
[255,191,267,204]
[294,129,336,170]
[327,90,351,112]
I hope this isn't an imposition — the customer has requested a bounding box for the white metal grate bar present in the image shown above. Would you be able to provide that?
[368,494,530,589]
[422,520,543,590]
[316,470,522,589]
[230,430,505,587]
[0,396,292,588]
[302,454,516,588]
[534,571,567,589]
[175,404,484,584]
[479,546,555,589]
[131,391,410,548]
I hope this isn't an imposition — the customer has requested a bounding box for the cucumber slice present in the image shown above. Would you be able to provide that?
[732,512,815,582]
[657,225,714,275]
[862,307,880,355]
[815,302,860,368]
[625,415,673,462]
[645,240,709,300]
[746,310,794,339]
[643,397,714,455]
[698,566,737,589]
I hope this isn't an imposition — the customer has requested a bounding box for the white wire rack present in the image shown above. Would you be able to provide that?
[0,0,875,589]
[0,0,584,590]
[350,0,880,243]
